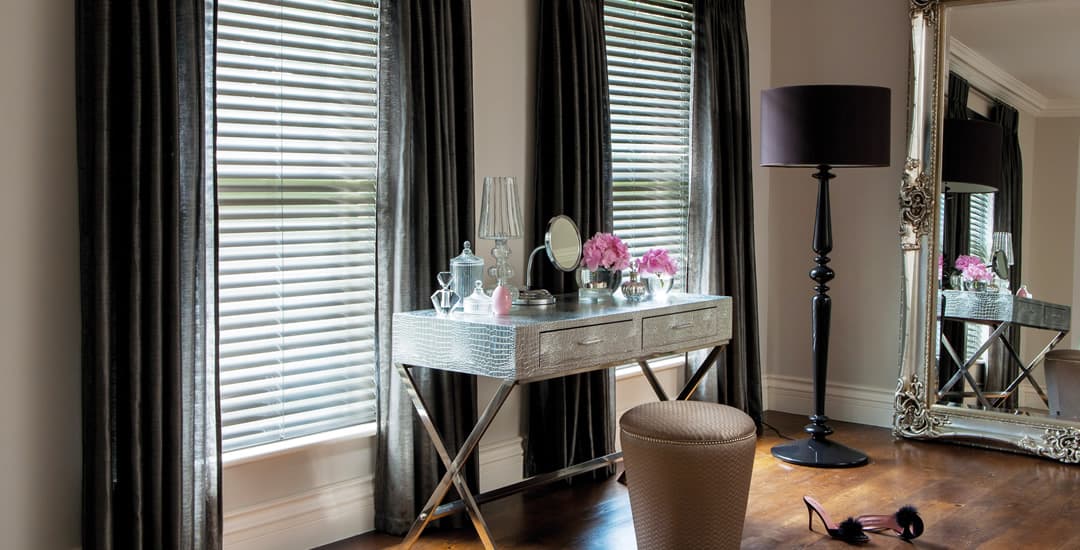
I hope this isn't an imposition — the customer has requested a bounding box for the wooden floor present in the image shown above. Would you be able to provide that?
[322,411,1080,549]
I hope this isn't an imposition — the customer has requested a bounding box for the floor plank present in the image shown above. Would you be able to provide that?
[321,411,1080,549]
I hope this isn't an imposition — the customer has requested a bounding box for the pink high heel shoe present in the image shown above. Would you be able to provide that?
[803,496,868,544]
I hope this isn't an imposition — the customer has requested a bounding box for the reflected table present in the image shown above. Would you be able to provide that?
[937,290,1071,409]
[391,294,732,549]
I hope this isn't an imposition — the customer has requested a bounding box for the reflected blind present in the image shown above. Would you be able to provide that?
[215,0,379,453]
[604,0,693,288]
[965,193,995,362]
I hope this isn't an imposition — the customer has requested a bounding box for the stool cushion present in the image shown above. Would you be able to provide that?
[620,400,756,444]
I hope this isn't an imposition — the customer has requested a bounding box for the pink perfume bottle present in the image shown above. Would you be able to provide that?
[492,283,512,315]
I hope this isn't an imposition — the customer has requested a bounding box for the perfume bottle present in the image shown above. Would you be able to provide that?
[621,265,647,303]
[492,283,512,315]
[430,272,459,316]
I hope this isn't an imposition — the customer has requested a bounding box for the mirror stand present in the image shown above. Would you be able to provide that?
[516,245,557,305]
[513,215,582,306]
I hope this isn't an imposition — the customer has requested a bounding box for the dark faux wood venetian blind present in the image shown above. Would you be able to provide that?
[215,0,379,452]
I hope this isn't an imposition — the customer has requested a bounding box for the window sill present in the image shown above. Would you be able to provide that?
[223,422,377,468]
[615,355,685,381]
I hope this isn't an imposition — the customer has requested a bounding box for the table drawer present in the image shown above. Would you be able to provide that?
[643,307,718,349]
[1045,304,1071,331]
[539,320,640,368]
[1013,299,1044,326]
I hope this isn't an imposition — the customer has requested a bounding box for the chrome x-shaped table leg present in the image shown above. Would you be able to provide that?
[396,363,516,550]
[937,324,1005,409]
[990,330,1066,408]
[636,346,723,402]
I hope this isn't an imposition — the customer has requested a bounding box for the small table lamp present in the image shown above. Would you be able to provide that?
[478,176,524,295]
[761,84,891,468]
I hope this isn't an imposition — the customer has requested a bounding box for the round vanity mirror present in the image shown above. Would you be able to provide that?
[545,215,582,272]
[515,215,583,305]
[991,249,1009,281]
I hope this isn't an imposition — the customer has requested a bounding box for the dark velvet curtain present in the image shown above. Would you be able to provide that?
[525,0,615,480]
[987,101,1023,408]
[686,0,762,427]
[76,1,221,548]
[939,72,970,402]
[374,0,478,535]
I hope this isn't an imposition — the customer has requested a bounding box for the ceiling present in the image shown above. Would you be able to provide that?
[949,0,1080,102]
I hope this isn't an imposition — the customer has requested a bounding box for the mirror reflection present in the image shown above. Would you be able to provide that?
[933,0,1080,420]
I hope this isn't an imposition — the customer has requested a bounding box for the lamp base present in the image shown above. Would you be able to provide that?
[771,437,869,468]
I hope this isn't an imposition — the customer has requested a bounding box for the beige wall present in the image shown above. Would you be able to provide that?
[0,0,82,548]
[470,0,537,490]
[1025,117,1080,352]
[747,0,773,383]
[766,0,911,400]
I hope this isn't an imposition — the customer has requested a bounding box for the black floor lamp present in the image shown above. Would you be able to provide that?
[761,85,891,468]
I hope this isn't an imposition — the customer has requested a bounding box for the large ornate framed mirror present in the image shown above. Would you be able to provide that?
[895,0,1080,463]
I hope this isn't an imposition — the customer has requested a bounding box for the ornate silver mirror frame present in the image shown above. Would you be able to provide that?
[894,0,1080,463]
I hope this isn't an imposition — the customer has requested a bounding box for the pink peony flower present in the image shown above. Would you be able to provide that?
[955,254,992,283]
[582,232,631,271]
[954,255,981,272]
[638,248,678,276]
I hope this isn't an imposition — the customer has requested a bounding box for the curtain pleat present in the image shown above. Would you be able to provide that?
[940,71,970,402]
[76,0,221,548]
[684,0,762,426]
[525,0,615,481]
[986,101,1023,408]
[374,0,478,535]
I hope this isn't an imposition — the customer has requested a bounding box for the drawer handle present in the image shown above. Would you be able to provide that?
[579,337,604,346]
[670,322,694,330]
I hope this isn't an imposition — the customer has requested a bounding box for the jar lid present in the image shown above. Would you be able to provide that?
[451,241,484,267]
[462,280,491,315]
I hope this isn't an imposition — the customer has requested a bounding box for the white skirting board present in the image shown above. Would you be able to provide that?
[223,436,524,550]
[224,474,374,550]
[762,374,897,428]
[1019,385,1049,412]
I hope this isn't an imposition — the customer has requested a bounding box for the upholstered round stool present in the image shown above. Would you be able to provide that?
[1046,349,1080,419]
[619,400,757,550]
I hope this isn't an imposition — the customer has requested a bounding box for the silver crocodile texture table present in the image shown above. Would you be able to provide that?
[392,293,733,549]
[939,290,1071,409]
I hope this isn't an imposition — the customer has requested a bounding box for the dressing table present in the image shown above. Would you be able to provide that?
[938,290,1071,409]
[391,293,732,549]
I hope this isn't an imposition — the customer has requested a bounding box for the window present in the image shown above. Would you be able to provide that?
[604,0,694,290]
[215,0,379,453]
